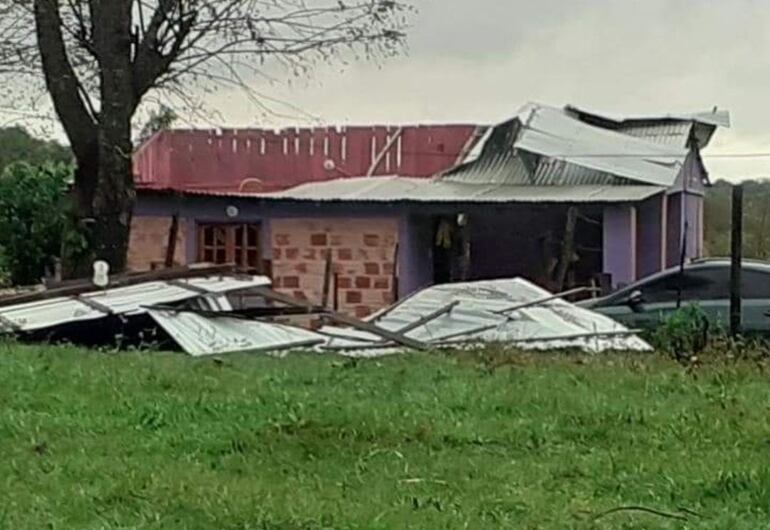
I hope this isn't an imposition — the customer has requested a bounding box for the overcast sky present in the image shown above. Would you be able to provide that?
[9,0,770,182]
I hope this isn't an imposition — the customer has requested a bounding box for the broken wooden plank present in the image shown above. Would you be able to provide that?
[73,295,113,315]
[495,286,596,315]
[250,286,428,351]
[166,279,211,295]
[322,311,428,351]
[0,264,238,308]
[395,301,459,335]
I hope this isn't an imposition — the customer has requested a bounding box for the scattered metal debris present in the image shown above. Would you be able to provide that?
[318,278,651,356]
[0,267,650,357]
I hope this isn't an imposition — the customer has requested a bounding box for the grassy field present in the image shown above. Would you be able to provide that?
[1,343,769,529]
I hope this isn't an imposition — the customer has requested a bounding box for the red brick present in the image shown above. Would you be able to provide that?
[345,290,362,304]
[374,277,390,290]
[295,263,308,273]
[332,263,344,274]
[363,234,380,247]
[283,276,300,288]
[337,248,353,261]
[337,277,352,289]
[310,233,328,246]
[330,235,343,246]
[285,248,300,260]
[355,305,372,318]
[293,290,308,301]
[303,248,316,260]
[355,276,371,288]
[364,262,380,275]
[383,234,397,246]
[275,234,290,246]
[356,249,370,260]
[273,248,282,260]
[382,262,395,275]
[382,291,395,304]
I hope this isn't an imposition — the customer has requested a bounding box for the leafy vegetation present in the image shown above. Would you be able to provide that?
[0,126,71,173]
[651,305,712,362]
[704,179,770,258]
[0,162,71,285]
[1,343,769,529]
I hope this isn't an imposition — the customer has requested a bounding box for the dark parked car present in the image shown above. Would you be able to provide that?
[580,259,770,333]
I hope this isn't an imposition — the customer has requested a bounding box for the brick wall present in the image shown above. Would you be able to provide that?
[271,218,399,318]
[127,216,187,271]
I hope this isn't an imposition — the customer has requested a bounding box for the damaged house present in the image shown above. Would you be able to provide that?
[130,103,729,318]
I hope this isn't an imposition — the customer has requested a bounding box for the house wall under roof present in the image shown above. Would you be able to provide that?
[131,191,692,316]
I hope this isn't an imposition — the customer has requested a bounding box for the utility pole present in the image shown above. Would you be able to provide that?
[730,184,743,337]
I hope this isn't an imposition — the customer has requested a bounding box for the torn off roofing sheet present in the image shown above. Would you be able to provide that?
[148,309,324,356]
[0,275,270,332]
[320,278,651,356]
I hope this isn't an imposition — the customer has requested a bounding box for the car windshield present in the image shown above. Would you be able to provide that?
[597,264,770,307]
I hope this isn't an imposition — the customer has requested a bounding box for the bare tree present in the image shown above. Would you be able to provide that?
[0,0,410,276]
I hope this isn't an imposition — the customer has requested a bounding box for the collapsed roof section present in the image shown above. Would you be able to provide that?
[320,278,652,356]
[445,102,729,189]
[0,267,651,356]
[564,105,730,148]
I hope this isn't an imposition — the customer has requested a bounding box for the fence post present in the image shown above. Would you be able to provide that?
[730,184,743,337]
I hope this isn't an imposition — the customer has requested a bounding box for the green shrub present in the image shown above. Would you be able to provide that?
[652,305,711,362]
[0,162,71,285]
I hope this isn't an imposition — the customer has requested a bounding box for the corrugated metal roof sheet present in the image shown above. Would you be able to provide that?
[616,122,694,148]
[516,105,687,186]
[320,278,651,356]
[445,104,690,188]
[0,276,270,332]
[564,105,730,148]
[256,176,665,204]
[148,309,324,356]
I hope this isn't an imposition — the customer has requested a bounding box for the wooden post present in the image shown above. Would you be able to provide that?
[730,184,743,337]
[333,272,339,311]
[554,206,579,291]
[321,250,333,309]
[164,214,180,268]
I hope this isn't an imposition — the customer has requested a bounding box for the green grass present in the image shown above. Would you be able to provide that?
[1,343,769,529]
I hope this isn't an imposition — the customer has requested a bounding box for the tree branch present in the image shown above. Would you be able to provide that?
[32,0,96,160]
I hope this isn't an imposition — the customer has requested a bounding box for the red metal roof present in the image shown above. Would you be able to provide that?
[133,125,483,193]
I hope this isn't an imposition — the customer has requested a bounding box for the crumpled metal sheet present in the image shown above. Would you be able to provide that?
[320,278,651,356]
[147,309,324,356]
[0,276,270,332]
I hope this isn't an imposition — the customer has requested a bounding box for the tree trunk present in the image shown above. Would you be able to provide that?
[90,0,136,274]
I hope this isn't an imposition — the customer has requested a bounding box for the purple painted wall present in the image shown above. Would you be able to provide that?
[603,204,636,287]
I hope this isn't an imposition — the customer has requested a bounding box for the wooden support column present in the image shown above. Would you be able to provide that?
[730,184,743,337]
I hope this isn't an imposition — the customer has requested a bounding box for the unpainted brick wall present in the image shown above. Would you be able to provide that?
[271,218,398,318]
[127,216,187,271]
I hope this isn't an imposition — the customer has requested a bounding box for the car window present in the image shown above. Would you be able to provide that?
[743,269,770,299]
[598,266,729,306]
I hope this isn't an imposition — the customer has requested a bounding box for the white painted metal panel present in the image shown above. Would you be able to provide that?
[148,309,324,356]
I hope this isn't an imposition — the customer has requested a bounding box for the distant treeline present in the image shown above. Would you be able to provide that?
[705,180,770,259]
[0,127,71,173]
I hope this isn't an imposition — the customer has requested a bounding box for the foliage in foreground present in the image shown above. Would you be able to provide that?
[0,343,769,529]
[0,162,71,285]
